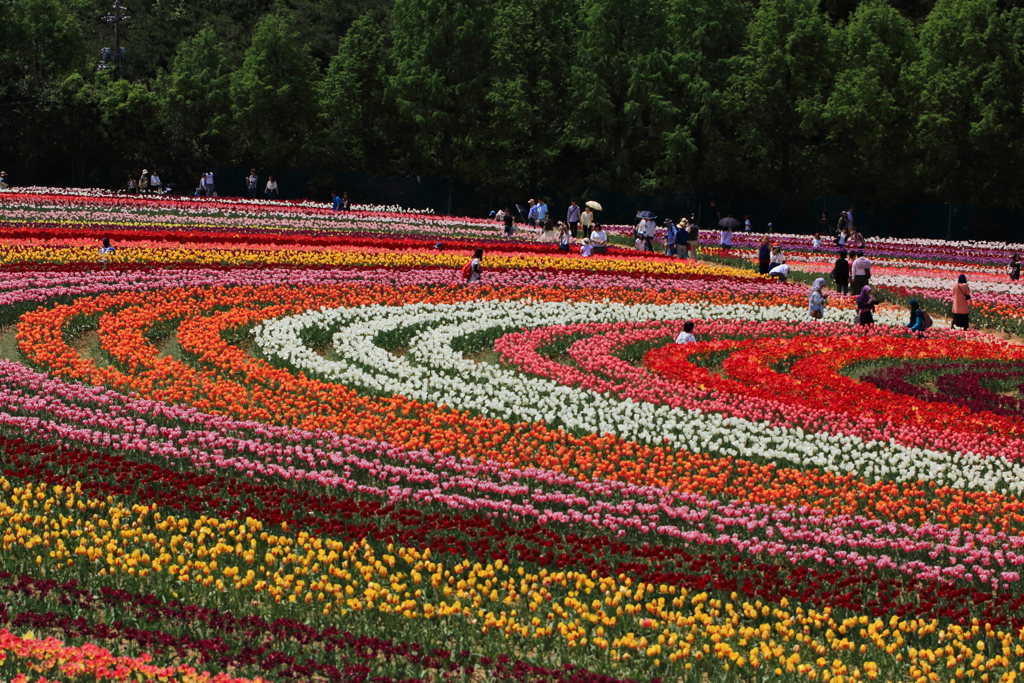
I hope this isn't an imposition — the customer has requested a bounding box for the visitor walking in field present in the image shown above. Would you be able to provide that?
[139,170,150,195]
[831,250,850,295]
[581,205,594,238]
[567,200,581,238]
[1009,254,1020,281]
[557,224,570,252]
[855,285,878,326]
[675,219,689,258]
[462,247,484,285]
[687,217,699,259]
[952,274,971,330]
[851,251,871,292]
[265,176,279,200]
[665,219,677,256]
[247,169,259,198]
[503,208,514,237]
[808,278,827,319]
[757,236,770,274]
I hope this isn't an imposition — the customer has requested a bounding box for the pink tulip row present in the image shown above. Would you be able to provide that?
[494,319,1018,464]
[0,356,1021,588]
[0,263,799,313]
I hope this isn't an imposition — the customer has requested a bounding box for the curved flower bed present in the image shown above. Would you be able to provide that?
[3,192,1024,681]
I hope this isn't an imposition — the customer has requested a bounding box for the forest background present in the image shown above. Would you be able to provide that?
[2,0,1024,231]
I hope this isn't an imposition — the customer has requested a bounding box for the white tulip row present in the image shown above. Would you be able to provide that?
[254,300,1024,494]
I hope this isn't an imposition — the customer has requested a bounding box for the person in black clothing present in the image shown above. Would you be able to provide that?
[1010,254,1021,281]
[757,236,770,275]
[503,208,515,237]
[832,250,850,295]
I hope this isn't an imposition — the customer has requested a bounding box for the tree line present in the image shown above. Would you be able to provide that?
[1,0,1023,212]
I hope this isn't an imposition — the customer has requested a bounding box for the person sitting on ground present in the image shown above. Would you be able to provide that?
[906,300,927,337]
[580,238,593,258]
[768,244,784,271]
[675,320,697,344]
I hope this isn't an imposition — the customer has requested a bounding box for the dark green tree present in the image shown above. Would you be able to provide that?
[482,0,576,193]
[230,11,320,168]
[156,28,233,173]
[388,0,494,194]
[318,10,410,174]
[661,0,748,193]
[726,0,835,206]
[822,0,919,204]
[910,0,1024,207]
[563,0,674,193]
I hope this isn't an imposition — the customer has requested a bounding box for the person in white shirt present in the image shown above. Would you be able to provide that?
[851,251,872,291]
[768,262,790,283]
[203,171,215,197]
[744,215,752,232]
[580,238,593,257]
[812,233,822,250]
[148,172,162,193]
[581,206,594,238]
[675,320,696,344]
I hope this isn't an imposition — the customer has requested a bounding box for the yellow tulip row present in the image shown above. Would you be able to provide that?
[2,478,1022,682]
[0,244,751,278]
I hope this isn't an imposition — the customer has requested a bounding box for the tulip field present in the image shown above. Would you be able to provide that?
[4,190,1024,682]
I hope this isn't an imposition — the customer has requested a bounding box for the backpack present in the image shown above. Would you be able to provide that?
[919,310,933,330]
[460,261,474,280]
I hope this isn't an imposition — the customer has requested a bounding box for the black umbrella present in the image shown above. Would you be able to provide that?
[719,217,741,230]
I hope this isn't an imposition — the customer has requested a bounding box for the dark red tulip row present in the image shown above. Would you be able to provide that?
[2,436,1022,630]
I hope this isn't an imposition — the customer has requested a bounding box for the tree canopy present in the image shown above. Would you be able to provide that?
[1,0,1023,212]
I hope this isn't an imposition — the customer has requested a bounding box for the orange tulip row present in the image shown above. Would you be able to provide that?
[14,280,1024,533]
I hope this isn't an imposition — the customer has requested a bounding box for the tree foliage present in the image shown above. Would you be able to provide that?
[2,0,1024,213]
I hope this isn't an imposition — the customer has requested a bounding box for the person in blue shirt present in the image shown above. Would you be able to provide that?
[906,300,927,337]
[332,193,342,210]
[566,200,581,238]
[664,219,677,256]
[527,199,538,227]
[535,199,549,223]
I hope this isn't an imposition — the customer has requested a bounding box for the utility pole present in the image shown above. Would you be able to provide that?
[97,0,131,78]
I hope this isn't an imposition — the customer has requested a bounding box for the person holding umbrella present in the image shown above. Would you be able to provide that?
[718,216,740,247]
[637,211,657,252]
[581,203,595,238]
